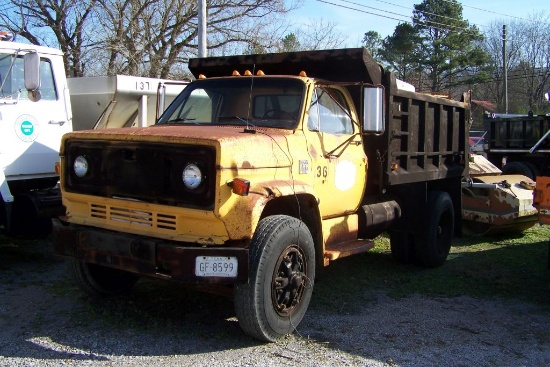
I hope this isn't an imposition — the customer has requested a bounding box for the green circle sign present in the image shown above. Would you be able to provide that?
[15,114,40,142]
[20,120,34,136]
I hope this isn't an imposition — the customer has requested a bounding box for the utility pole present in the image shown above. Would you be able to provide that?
[198,0,207,57]
[502,25,508,113]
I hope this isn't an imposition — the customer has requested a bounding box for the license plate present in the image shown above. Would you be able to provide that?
[195,256,238,277]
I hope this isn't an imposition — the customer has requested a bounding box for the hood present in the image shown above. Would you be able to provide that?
[62,125,296,169]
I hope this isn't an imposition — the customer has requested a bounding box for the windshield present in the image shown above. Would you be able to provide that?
[157,77,305,129]
[0,52,58,100]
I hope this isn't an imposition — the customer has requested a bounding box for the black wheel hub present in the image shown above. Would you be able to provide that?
[272,245,307,316]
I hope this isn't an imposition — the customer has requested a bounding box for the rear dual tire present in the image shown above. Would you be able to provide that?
[390,191,454,268]
[415,191,454,267]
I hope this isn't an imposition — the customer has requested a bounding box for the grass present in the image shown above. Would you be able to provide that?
[311,225,550,312]
[2,225,549,331]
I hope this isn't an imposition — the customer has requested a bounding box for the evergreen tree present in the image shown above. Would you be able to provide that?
[378,23,422,83]
[412,0,490,93]
[362,31,382,60]
[281,33,300,52]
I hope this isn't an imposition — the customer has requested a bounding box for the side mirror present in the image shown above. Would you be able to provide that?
[23,51,41,92]
[363,87,384,133]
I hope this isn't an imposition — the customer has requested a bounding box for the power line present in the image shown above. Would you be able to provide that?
[371,0,486,30]
[315,0,547,40]
[437,0,528,21]
[314,0,408,24]
[315,0,482,36]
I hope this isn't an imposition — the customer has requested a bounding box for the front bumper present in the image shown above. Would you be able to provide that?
[52,219,249,284]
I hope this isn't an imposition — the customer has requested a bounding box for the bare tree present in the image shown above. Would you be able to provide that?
[480,13,550,113]
[93,0,295,78]
[293,18,347,51]
[0,0,298,78]
[0,0,98,77]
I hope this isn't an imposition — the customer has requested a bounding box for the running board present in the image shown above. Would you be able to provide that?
[323,239,375,265]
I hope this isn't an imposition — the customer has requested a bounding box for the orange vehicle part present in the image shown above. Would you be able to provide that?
[534,176,550,225]
[533,176,550,269]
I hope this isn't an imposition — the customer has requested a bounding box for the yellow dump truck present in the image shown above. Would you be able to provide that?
[53,48,469,341]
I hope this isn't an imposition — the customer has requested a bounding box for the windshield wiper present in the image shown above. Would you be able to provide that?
[163,117,199,125]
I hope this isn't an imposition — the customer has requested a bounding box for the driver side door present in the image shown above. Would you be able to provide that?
[306,86,367,218]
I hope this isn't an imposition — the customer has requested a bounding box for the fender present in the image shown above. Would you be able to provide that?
[220,179,318,241]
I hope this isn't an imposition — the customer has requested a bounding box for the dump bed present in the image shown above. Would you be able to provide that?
[189,48,469,191]
[367,72,469,190]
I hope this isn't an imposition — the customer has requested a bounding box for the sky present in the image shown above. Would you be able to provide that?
[288,0,548,47]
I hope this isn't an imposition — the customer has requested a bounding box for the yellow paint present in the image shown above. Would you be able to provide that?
[63,192,229,244]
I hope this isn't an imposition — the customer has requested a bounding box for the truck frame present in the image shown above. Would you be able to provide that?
[53,48,469,341]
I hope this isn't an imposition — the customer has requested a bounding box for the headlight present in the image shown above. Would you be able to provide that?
[183,163,202,189]
[74,155,89,177]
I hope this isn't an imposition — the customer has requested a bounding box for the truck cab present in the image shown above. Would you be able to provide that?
[0,37,72,233]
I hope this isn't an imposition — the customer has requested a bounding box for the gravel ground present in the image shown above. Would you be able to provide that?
[1,237,549,367]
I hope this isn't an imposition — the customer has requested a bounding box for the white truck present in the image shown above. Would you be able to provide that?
[0,38,72,234]
[0,35,187,235]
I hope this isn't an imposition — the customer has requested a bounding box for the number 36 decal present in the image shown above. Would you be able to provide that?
[316,166,328,178]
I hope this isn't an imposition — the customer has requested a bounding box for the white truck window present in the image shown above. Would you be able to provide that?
[0,53,57,100]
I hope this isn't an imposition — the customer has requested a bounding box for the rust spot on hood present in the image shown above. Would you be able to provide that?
[64,125,294,144]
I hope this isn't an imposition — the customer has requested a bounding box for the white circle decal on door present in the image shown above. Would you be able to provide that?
[334,160,356,191]
[14,114,40,142]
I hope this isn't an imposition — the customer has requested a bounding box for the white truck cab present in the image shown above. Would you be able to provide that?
[0,36,72,234]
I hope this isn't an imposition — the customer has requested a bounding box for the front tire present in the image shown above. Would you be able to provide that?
[69,259,139,297]
[414,191,454,267]
[234,215,315,342]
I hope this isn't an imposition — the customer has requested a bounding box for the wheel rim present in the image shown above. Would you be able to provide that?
[271,245,307,316]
